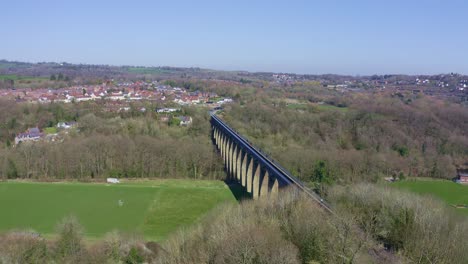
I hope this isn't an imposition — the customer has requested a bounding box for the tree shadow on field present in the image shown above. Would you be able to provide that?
[224,180,251,202]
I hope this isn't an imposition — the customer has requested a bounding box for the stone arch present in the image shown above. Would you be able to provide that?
[220,134,226,160]
[271,179,279,196]
[259,170,269,197]
[231,144,238,178]
[236,149,243,181]
[226,139,233,179]
[214,128,220,146]
[252,164,261,199]
[241,152,248,187]
[246,157,254,193]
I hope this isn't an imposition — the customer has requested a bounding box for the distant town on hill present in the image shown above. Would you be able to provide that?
[0,60,467,102]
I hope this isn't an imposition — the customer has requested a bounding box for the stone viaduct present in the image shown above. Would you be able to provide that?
[210,112,332,212]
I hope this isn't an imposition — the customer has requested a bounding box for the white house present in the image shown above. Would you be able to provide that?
[108,92,125,101]
[15,127,44,145]
[178,116,193,126]
[218,98,233,104]
[74,95,94,102]
[157,108,179,113]
[57,122,76,129]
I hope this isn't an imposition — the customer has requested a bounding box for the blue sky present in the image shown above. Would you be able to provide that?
[1,0,467,75]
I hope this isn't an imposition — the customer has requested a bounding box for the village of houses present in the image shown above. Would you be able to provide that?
[7,81,233,146]
[0,80,232,107]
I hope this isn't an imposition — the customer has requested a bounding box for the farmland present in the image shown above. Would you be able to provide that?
[393,180,468,215]
[0,179,236,241]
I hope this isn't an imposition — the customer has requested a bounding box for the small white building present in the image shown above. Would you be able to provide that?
[106,178,120,184]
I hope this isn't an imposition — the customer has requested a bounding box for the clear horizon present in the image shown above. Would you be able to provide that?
[2,0,467,75]
[2,58,465,77]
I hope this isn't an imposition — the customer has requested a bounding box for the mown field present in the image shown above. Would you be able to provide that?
[286,102,349,112]
[0,179,236,240]
[393,180,468,215]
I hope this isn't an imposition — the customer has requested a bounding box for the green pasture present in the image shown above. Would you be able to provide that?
[0,179,236,240]
[393,180,468,215]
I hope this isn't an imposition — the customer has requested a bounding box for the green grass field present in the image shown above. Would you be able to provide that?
[0,62,19,69]
[0,74,48,82]
[314,103,348,112]
[126,67,173,75]
[0,179,236,240]
[286,103,308,110]
[43,127,58,134]
[285,103,349,112]
[393,180,468,215]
